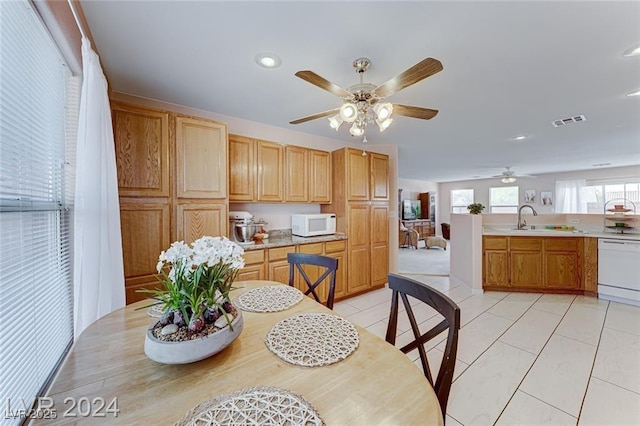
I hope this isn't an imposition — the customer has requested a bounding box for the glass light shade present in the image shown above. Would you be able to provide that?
[327,114,343,130]
[349,123,365,136]
[376,117,393,132]
[373,103,393,120]
[501,176,516,183]
[340,103,358,122]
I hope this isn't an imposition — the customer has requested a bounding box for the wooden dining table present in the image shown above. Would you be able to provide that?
[38,280,443,425]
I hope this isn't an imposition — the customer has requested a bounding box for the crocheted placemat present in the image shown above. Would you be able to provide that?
[235,285,303,313]
[175,386,324,426]
[147,304,163,318]
[265,313,359,367]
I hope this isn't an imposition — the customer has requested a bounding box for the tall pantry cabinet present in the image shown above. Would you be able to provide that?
[112,102,228,304]
[322,148,389,294]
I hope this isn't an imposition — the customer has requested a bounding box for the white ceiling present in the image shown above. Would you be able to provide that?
[81,1,640,183]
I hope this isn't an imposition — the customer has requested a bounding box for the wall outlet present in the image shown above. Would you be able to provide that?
[568,218,580,224]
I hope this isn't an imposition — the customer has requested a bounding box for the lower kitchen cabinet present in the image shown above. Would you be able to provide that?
[482,235,597,294]
[237,249,265,281]
[238,240,347,305]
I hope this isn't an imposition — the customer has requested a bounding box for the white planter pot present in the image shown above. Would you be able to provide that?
[144,310,244,364]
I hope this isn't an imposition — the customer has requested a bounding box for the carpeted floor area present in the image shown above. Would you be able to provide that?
[397,239,450,276]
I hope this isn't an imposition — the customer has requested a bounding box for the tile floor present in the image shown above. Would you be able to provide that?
[333,274,640,425]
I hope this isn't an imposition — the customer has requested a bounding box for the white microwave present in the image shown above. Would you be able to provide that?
[291,214,336,237]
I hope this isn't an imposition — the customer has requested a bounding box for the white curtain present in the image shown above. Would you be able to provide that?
[73,38,125,338]
[555,179,588,213]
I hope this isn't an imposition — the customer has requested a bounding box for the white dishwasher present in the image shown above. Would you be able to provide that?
[598,237,640,306]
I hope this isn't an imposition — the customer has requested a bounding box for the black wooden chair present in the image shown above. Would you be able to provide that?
[287,253,339,310]
[385,273,461,418]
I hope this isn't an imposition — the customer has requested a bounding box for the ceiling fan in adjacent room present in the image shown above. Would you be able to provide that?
[289,57,443,138]
[492,167,536,183]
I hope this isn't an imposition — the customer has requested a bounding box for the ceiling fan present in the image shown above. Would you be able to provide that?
[289,57,443,136]
[492,167,536,183]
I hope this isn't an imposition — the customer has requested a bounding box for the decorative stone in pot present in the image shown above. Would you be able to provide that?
[144,307,244,364]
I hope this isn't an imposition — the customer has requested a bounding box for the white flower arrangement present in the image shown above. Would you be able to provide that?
[141,236,245,332]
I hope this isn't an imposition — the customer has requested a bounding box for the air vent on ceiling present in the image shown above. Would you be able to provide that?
[552,115,587,127]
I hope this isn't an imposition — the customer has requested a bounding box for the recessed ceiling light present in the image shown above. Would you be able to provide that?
[623,43,640,57]
[626,89,640,97]
[255,53,281,69]
[513,135,527,141]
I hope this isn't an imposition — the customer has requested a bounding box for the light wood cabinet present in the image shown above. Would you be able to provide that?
[371,203,390,287]
[176,115,227,199]
[346,149,370,201]
[482,236,509,288]
[322,148,389,297]
[228,135,284,202]
[482,235,598,294]
[346,203,372,294]
[309,149,332,203]
[285,145,309,202]
[510,238,543,288]
[112,102,169,198]
[120,202,171,303]
[113,102,230,304]
[544,238,581,290]
[324,240,347,300]
[228,135,255,201]
[267,245,297,284]
[237,249,266,281]
[370,153,390,201]
[176,203,227,244]
[257,140,284,202]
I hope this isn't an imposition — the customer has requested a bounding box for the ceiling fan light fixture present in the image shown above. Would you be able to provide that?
[349,123,365,136]
[327,114,343,130]
[340,102,358,122]
[376,117,393,132]
[373,102,393,121]
[501,176,517,184]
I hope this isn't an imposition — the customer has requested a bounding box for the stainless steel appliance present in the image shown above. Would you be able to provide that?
[229,211,257,244]
[598,237,640,306]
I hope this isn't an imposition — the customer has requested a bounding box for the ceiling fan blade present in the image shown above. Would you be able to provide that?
[295,71,352,98]
[289,108,340,125]
[392,104,439,120]
[373,58,443,98]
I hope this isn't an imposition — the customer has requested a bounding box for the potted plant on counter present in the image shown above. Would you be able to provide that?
[141,236,246,364]
[467,203,485,215]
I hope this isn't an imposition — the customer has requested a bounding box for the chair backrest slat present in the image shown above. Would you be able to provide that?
[287,253,339,310]
[385,273,461,419]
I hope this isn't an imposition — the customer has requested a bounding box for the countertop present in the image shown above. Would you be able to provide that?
[241,233,348,251]
[483,227,640,241]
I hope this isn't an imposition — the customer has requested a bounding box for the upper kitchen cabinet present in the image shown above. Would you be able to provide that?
[112,102,169,197]
[176,115,227,199]
[285,145,309,202]
[309,149,332,203]
[285,146,332,203]
[257,140,284,202]
[346,148,370,201]
[228,134,255,201]
[369,152,390,201]
[338,148,389,202]
[229,135,284,202]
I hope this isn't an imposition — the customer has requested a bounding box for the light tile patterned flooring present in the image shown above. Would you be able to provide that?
[333,275,640,425]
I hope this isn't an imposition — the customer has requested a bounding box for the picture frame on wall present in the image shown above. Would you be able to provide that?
[524,189,536,203]
[541,191,553,206]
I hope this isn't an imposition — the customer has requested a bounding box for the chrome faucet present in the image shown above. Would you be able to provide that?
[517,204,538,230]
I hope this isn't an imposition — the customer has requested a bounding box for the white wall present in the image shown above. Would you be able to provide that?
[398,178,438,202]
[438,165,640,224]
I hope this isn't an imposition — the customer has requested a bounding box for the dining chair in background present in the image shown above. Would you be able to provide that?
[287,253,338,309]
[385,273,461,418]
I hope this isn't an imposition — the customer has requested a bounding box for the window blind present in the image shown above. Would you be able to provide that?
[0,1,75,424]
